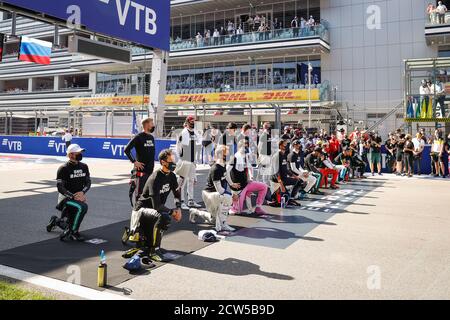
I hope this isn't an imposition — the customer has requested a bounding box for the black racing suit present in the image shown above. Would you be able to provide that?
[349,149,366,176]
[124,132,156,205]
[271,150,303,199]
[56,161,91,232]
[134,169,181,250]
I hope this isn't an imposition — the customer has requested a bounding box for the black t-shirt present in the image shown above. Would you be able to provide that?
[279,151,289,177]
[124,132,155,174]
[404,141,414,155]
[385,140,396,154]
[229,155,248,191]
[397,140,405,155]
[369,137,382,153]
[204,163,227,193]
[304,153,318,172]
[287,151,302,176]
[56,161,90,194]
[135,170,178,212]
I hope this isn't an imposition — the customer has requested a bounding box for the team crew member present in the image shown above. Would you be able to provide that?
[129,149,183,262]
[190,145,235,232]
[124,117,156,205]
[176,116,202,209]
[227,140,269,216]
[317,151,339,189]
[349,143,367,179]
[333,148,352,181]
[62,129,73,148]
[412,133,425,175]
[430,129,446,177]
[396,134,406,176]
[47,144,91,241]
[219,122,238,161]
[271,140,303,204]
[304,147,325,195]
[257,122,273,185]
[287,140,317,198]
[368,132,382,176]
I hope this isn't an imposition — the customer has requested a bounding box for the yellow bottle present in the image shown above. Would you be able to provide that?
[97,250,107,287]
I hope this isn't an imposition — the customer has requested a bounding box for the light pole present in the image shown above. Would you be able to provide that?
[308,62,313,129]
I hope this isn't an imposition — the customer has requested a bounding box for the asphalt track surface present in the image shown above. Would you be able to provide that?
[1,153,450,299]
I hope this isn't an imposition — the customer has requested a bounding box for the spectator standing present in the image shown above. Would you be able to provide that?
[236,25,244,43]
[195,32,203,47]
[213,29,220,46]
[436,1,448,24]
[427,3,437,24]
[300,17,306,36]
[291,16,299,37]
[219,27,226,45]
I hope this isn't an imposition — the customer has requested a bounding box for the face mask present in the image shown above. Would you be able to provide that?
[75,154,83,161]
[149,126,155,133]
[166,162,177,172]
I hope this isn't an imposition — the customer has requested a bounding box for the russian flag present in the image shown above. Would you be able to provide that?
[19,36,52,65]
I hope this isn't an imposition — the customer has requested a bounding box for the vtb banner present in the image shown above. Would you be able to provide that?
[71,89,321,107]
[1,0,170,51]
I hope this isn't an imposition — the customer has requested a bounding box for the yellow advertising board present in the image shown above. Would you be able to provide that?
[71,89,320,108]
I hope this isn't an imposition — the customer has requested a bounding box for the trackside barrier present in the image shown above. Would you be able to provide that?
[0,136,176,161]
[0,136,447,175]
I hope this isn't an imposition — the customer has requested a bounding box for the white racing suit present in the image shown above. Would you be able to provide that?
[175,127,198,203]
[289,162,317,193]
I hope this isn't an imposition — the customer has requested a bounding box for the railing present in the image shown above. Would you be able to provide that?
[169,25,329,52]
[98,81,326,98]
[425,11,450,26]
[366,101,404,133]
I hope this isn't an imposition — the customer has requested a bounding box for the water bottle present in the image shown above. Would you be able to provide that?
[97,250,107,287]
[280,195,286,209]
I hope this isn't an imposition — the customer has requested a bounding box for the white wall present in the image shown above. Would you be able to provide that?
[321,0,437,124]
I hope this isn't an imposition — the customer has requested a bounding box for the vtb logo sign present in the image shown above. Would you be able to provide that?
[103,142,127,157]
[67,0,157,35]
[48,140,66,154]
[2,139,22,151]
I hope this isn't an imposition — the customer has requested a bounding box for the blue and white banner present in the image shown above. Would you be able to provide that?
[0,136,175,161]
[1,0,170,51]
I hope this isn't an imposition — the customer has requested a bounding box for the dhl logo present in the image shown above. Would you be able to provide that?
[263,91,295,100]
[219,93,248,101]
[176,95,207,103]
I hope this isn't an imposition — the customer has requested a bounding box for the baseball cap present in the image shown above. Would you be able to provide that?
[66,144,85,155]
[186,115,196,122]
[292,140,301,146]
[198,230,225,242]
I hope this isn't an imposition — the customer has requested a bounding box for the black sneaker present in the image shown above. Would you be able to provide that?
[46,216,58,232]
[71,232,85,242]
[141,257,156,267]
[59,228,72,241]
[313,190,325,195]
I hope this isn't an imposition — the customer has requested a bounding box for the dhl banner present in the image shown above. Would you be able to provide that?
[70,89,320,108]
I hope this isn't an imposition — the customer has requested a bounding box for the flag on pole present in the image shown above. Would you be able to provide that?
[0,33,5,62]
[131,109,139,135]
[18,36,52,65]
